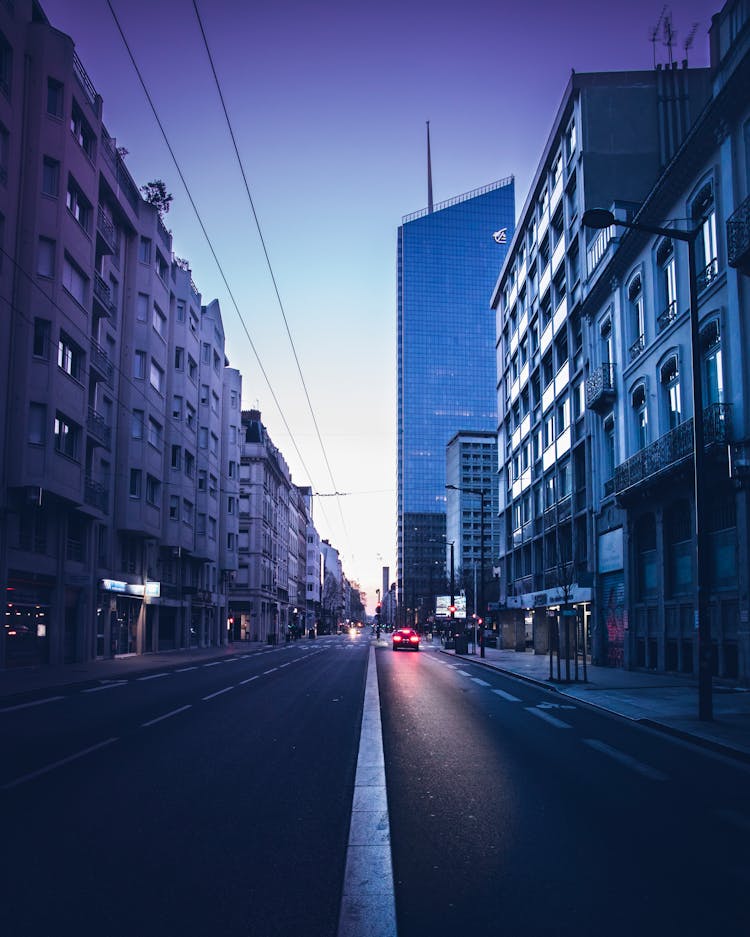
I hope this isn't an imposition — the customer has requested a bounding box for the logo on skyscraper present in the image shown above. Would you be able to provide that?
[492,228,508,244]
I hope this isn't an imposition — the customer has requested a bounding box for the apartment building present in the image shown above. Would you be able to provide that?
[0,1,239,667]
[491,66,711,660]
[581,0,750,682]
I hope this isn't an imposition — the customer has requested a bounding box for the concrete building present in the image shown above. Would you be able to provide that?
[491,66,711,659]
[582,0,750,682]
[0,1,239,667]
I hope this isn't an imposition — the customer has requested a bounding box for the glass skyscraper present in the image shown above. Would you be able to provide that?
[397,178,515,624]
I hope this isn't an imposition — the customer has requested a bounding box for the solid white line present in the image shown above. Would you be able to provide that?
[337,646,397,937]
[526,706,572,729]
[471,677,491,687]
[203,661,224,668]
[175,666,198,673]
[239,675,259,685]
[202,686,234,701]
[0,695,65,713]
[142,705,192,727]
[82,681,128,693]
[263,668,278,675]
[492,688,521,702]
[137,672,169,681]
[583,739,668,781]
[2,737,119,789]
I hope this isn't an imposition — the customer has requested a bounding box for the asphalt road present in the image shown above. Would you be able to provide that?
[378,643,749,937]
[1,635,369,937]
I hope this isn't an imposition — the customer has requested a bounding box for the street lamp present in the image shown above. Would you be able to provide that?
[446,484,488,658]
[582,208,712,721]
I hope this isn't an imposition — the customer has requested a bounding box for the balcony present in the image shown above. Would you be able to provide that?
[93,273,115,317]
[697,257,719,293]
[96,205,117,255]
[585,363,616,413]
[84,476,108,513]
[87,407,111,449]
[629,333,645,362]
[89,337,113,386]
[656,301,679,333]
[613,403,732,498]
[727,195,750,277]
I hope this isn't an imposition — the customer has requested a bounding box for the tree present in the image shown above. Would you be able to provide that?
[140,179,173,217]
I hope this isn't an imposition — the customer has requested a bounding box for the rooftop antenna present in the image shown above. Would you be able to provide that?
[426,120,434,213]
[684,22,699,66]
[663,8,677,67]
[650,5,667,68]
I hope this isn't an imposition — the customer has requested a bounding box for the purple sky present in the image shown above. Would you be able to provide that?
[41,0,719,609]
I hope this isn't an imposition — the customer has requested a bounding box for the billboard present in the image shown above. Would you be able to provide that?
[435,595,466,619]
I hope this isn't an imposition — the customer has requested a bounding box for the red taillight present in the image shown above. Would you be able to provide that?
[409,635,419,643]
[393,634,402,642]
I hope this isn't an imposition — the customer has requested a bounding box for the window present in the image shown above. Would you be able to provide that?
[62,254,87,304]
[54,413,79,460]
[566,118,577,161]
[228,460,236,478]
[155,250,168,281]
[656,239,677,330]
[171,444,181,469]
[133,350,146,379]
[184,450,195,478]
[183,500,194,526]
[628,274,645,360]
[46,78,63,117]
[0,33,10,99]
[603,414,616,482]
[209,474,217,499]
[198,469,207,491]
[660,357,681,431]
[131,410,144,439]
[213,350,221,374]
[139,237,152,263]
[147,417,162,449]
[33,318,51,359]
[70,102,96,159]
[136,293,149,322]
[152,302,167,339]
[57,332,83,381]
[37,237,55,278]
[632,384,648,451]
[149,358,164,393]
[129,468,142,498]
[208,517,217,540]
[701,320,724,408]
[187,355,198,381]
[199,426,208,449]
[169,495,180,521]
[174,346,184,370]
[544,412,555,449]
[145,474,161,506]
[230,390,238,409]
[186,403,196,429]
[227,496,235,515]
[42,157,60,197]
[210,433,218,457]
[176,300,186,322]
[197,513,206,535]
[200,384,209,406]
[172,395,183,420]
[189,309,199,334]
[28,403,47,445]
[691,181,718,290]
[66,179,92,232]
[211,391,219,414]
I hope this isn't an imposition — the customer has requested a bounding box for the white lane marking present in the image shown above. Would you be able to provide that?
[136,672,169,681]
[471,677,491,687]
[1,737,119,790]
[263,668,278,675]
[0,696,65,713]
[279,662,293,668]
[203,661,224,668]
[175,666,198,673]
[239,675,259,685]
[202,686,234,701]
[223,657,238,662]
[239,655,250,659]
[337,646,397,937]
[457,669,471,676]
[83,681,128,693]
[583,739,668,781]
[492,688,521,702]
[142,705,192,727]
[526,706,572,729]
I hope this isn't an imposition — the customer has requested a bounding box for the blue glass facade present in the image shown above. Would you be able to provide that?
[397,178,515,620]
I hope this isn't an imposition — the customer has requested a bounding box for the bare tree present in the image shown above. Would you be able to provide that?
[140,179,173,218]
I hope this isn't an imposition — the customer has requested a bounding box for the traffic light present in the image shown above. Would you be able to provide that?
[449,605,456,614]
[376,603,382,614]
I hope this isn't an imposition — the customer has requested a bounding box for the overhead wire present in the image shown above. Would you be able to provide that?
[190,0,354,561]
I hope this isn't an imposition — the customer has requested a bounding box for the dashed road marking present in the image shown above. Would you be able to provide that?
[142,705,192,727]
[584,739,668,781]
[83,681,127,693]
[492,688,521,702]
[239,675,259,685]
[526,706,572,729]
[202,686,234,701]
[175,666,198,673]
[1,737,119,790]
[0,696,65,713]
[471,677,491,687]
[136,672,169,681]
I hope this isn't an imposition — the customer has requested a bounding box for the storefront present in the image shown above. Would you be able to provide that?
[4,580,52,668]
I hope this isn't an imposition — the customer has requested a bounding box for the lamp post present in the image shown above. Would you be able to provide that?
[448,539,455,637]
[446,485,488,658]
[582,208,712,721]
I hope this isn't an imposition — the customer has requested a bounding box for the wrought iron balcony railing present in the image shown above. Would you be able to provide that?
[696,257,719,292]
[629,333,645,362]
[87,407,112,449]
[657,300,679,332]
[89,337,114,385]
[585,363,616,412]
[727,194,750,276]
[613,403,731,496]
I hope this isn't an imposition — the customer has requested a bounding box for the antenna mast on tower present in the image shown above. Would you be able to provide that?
[650,5,667,68]
[684,22,699,66]
[426,120,434,214]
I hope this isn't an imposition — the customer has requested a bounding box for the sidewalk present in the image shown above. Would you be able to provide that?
[0,640,274,700]
[436,639,750,762]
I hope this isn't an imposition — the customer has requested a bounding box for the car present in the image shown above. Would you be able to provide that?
[392,628,420,651]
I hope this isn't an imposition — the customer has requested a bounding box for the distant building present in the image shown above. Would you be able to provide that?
[397,177,515,626]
